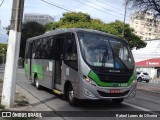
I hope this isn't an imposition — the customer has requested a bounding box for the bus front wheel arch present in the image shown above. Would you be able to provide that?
[64,81,79,106]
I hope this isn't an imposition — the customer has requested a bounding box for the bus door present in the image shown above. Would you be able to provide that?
[53,34,65,87]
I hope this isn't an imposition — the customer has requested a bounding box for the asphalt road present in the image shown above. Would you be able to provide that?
[11,69,160,119]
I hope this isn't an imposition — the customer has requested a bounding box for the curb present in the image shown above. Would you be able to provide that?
[137,88,160,96]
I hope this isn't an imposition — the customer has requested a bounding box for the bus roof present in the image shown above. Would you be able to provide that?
[27,28,126,43]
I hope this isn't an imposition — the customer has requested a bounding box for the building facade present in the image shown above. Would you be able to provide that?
[129,11,160,40]
[132,39,160,78]
[23,13,54,26]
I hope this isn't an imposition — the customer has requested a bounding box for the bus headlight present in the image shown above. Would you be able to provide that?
[84,76,97,86]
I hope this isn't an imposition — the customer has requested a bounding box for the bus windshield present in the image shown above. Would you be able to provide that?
[78,32,134,69]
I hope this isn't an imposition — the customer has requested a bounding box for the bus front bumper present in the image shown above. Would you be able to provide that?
[76,80,137,100]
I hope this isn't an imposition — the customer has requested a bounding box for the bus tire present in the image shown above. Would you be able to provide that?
[35,77,41,90]
[67,84,79,106]
[112,98,124,104]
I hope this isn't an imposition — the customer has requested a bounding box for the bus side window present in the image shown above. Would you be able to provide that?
[32,41,36,59]
[35,39,42,59]
[64,33,78,70]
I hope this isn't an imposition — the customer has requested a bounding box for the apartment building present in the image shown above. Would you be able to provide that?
[23,13,54,26]
[129,11,160,40]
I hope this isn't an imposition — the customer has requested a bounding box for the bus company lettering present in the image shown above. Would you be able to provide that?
[109,70,120,73]
[146,62,160,65]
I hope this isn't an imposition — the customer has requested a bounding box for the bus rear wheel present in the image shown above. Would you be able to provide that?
[112,98,124,104]
[35,77,41,90]
[67,85,79,106]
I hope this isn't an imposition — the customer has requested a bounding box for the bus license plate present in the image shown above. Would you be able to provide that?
[110,89,120,93]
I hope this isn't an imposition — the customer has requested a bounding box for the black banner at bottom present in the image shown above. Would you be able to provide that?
[0,111,160,118]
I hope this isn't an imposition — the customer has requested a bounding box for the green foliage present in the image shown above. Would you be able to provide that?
[61,12,91,23]
[0,43,7,64]
[0,104,4,109]
[20,22,45,58]
[0,43,7,55]
[45,12,146,49]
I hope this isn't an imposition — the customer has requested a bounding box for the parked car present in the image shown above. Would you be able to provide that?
[137,71,151,83]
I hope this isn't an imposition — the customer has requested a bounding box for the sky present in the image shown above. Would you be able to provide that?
[0,0,131,43]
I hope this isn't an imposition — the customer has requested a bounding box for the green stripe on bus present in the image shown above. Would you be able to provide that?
[88,70,136,87]
[31,64,43,80]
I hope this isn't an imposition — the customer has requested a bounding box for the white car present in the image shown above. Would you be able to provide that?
[137,71,151,83]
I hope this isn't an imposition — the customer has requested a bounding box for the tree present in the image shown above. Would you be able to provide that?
[0,43,7,64]
[45,12,146,49]
[20,22,45,58]
[105,21,147,49]
[128,0,160,19]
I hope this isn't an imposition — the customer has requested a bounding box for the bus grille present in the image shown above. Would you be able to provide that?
[97,90,130,97]
[91,67,133,83]
[97,72,131,83]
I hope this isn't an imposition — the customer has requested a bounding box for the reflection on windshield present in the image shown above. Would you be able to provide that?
[110,40,134,69]
[78,32,134,69]
[79,33,114,67]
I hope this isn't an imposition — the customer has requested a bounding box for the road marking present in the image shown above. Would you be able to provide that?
[123,102,151,111]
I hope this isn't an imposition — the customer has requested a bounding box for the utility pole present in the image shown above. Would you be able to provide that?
[123,0,128,37]
[1,0,25,108]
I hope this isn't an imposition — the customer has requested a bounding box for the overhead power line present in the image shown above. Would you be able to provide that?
[0,0,4,7]
[40,0,71,12]
[85,0,124,16]
[96,0,127,13]
[75,0,124,19]
[41,0,129,21]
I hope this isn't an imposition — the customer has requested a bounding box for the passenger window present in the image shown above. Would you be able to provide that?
[32,41,36,59]
[35,39,43,59]
[41,37,53,59]
[64,33,78,70]
[32,37,53,59]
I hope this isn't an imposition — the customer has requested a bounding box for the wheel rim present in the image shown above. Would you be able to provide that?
[69,90,74,102]
[36,78,39,88]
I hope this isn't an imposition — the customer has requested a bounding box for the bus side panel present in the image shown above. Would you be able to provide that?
[31,59,44,85]
[41,59,55,89]
[60,61,78,94]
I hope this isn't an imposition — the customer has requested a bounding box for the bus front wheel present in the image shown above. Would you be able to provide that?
[67,85,79,106]
[112,98,124,104]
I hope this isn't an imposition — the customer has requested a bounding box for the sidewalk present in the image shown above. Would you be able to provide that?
[0,74,63,120]
[137,81,160,94]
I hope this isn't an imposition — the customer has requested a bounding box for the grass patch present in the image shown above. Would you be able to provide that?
[0,79,3,83]
[0,104,4,109]
[16,99,29,106]
[15,93,29,106]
